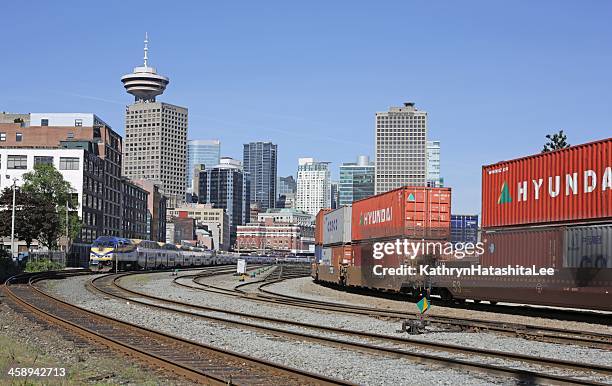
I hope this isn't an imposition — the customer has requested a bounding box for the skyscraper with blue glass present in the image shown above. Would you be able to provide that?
[338,155,375,206]
[186,139,221,192]
[243,141,278,211]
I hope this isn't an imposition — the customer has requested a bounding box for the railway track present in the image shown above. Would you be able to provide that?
[84,267,612,385]
[3,270,352,385]
[184,267,612,350]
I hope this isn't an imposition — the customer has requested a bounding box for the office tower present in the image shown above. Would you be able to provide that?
[121,34,187,208]
[196,157,250,246]
[186,139,220,192]
[339,155,375,206]
[427,140,443,187]
[330,181,339,209]
[375,102,427,194]
[276,175,297,208]
[296,158,331,216]
[242,141,277,211]
[277,176,296,196]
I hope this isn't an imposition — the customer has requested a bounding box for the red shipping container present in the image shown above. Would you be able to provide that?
[352,186,452,241]
[315,208,332,245]
[482,138,612,229]
[481,228,563,269]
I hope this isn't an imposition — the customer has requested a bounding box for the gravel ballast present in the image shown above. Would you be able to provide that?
[44,274,511,385]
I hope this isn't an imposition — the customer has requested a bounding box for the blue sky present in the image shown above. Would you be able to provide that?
[1,1,611,214]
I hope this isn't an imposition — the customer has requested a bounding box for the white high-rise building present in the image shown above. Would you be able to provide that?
[121,33,187,208]
[427,140,443,187]
[296,158,331,216]
[375,102,427,194]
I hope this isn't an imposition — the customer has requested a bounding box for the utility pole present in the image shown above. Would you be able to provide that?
[65,201,69,251]
[9,177,18,260]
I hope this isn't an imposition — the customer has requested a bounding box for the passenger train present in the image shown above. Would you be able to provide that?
[89,236,236,272]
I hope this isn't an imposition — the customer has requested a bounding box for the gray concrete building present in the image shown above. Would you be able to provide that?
[375,102,427,194]
[121,34,187,208]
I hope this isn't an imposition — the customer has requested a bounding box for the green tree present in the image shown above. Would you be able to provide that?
[542,130,570,152]
[21,163,74,207]
[20,163,81,250]
[35,200,62,250]
[0,187,40,250]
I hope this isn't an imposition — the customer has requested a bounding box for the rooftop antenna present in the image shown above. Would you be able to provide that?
[143,32,149,67]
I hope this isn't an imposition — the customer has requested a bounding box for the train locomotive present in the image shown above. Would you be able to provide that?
[89,236,233,272]
[312,138,611,312]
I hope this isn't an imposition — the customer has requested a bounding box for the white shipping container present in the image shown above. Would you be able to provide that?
[564,225,612,268]
[323,206,352,245]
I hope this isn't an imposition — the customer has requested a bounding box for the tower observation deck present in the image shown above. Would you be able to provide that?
[121,33,169,102]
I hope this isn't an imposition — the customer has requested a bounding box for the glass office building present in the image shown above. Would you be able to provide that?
[338,155,375,206]
[243,141,278,211]
[187,139,221,192]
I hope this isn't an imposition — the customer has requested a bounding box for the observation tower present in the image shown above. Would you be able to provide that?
[121,33,169,102]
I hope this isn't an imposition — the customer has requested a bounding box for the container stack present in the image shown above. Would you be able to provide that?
[314,208,332,263]
[481,138,612,271]
[321,206,352,269]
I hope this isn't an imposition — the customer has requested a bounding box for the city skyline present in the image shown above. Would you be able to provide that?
[1,1,611,214]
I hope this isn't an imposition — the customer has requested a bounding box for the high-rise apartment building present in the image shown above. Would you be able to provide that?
[242,142,277,211]
[196,157,250,247]
[427,140,443,187]
[375,102,427,194]
[121,34,187,208]
[339,155,375,206]
[296,158,331,216]
[186,139,220,192]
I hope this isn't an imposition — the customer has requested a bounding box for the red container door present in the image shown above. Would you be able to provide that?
[482,228,563,268]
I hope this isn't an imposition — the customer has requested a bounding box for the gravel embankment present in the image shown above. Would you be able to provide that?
[120,271,612,379]
[267,277,612,335]
[47,273,612,381]
[45,274,512,385]
[0,292,195,385]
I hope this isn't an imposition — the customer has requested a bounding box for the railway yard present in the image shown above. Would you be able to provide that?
[0,264,610,385]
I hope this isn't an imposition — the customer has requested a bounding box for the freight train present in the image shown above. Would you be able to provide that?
[89,236,236,272]
[312,138,612,312]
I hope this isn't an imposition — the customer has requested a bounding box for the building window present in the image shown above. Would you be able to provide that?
[41,119,49,126]
[59,157,80,170]
[16,133,22,142]
[67,132,75,139]
[34,156,54,166]
[0,133,5,141]
[75,119,83,127]
[7,155,27,169]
